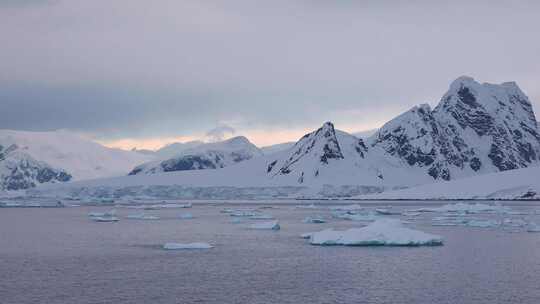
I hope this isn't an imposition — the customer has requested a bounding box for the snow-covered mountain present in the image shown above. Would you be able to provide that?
[129,136,263,175]
[0,143,71,191]
[21,76,540,199]
[369,76,540,181]
[260,142,295,155]
[0,130,154,190]
[154,140,205,158]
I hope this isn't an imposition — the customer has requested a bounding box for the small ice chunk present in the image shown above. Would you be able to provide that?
[88,209,116,217]
[308,219,443,246]
[231,218,244,224]
[503,218,527,227]
[334,211,379,222]
[249,220,280,230]
[413,203,510,214]
[160,203,192,209]
[92,216,120,222]
[526,222,540,232]
[178,213,194,219]
[295,204,318,209]
[249,214,274,220]
[303,216,326,224]
[375,208,401,215]
[466,219,500,228]
[230,211,258,217]
[329,204,364,211]
[163,242,213,250]
[126,213,160,220]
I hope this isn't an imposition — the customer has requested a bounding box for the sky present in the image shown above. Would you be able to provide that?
[1,0,539,150]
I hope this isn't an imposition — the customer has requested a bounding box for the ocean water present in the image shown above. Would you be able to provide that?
[1,201,540,304]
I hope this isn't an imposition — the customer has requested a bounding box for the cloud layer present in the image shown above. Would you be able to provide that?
[1,0,539,148]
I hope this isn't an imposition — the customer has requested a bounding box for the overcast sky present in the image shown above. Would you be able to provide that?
[1,0,539,149]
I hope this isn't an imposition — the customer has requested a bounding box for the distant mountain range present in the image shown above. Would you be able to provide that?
[128,136,262,175]
[0,130,153,191]
[7,76,540,199]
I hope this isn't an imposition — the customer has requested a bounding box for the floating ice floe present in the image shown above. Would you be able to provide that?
[295,204,318,209]
[163,242,213,250]
[466,219,500,228]
[526,223,540,232]
[230,211,259,217]
[231,218,244,224]
[178,213,194,219]
[159,203,192,209]
[308,219,443,246]
[126,213,160,220]
[375,208,401,215]
[88,209,116,218]
[303,216,326,224]
[249,220,280,230]
[502,218,527,228]
[412,203,509,214]
[249,214,274,220]
[334,211,380,222]
[329,204,364,211]
[91,216,120,222]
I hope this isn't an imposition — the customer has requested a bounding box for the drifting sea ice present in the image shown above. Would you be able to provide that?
[329,204,364,211]
[91,216,120,222]
[334,211,379,222]
[375,208,401,215]
[88,209,116,218]
[249,220,280,230]
[163,242,213,250]
[412,203,509,214]
[159,203,192,209]
[526,223,540,232]
[249,214,274,220]
[230,211,259,217]
[466,219,500,228]
[126,213,160,220]
[308,219,443,246]
[178,213,194,219]
[303,216,326,224]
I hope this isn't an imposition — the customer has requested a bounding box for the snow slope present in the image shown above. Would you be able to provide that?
[360,166,540,200]
[129,136,263,175]
[0,130,154,182]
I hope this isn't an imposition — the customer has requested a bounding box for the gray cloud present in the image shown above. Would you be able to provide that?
[1,0,539,141]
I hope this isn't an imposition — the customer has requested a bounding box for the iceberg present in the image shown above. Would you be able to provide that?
[249,220,280,230]
[308,219,443,246]
[303,216,326,224]
[126,213,160,220]
[163,242,213,250]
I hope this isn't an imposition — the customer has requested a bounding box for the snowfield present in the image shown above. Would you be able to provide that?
[361,166,540,200]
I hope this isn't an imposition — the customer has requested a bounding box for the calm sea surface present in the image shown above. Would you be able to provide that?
[1,201,540,304]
